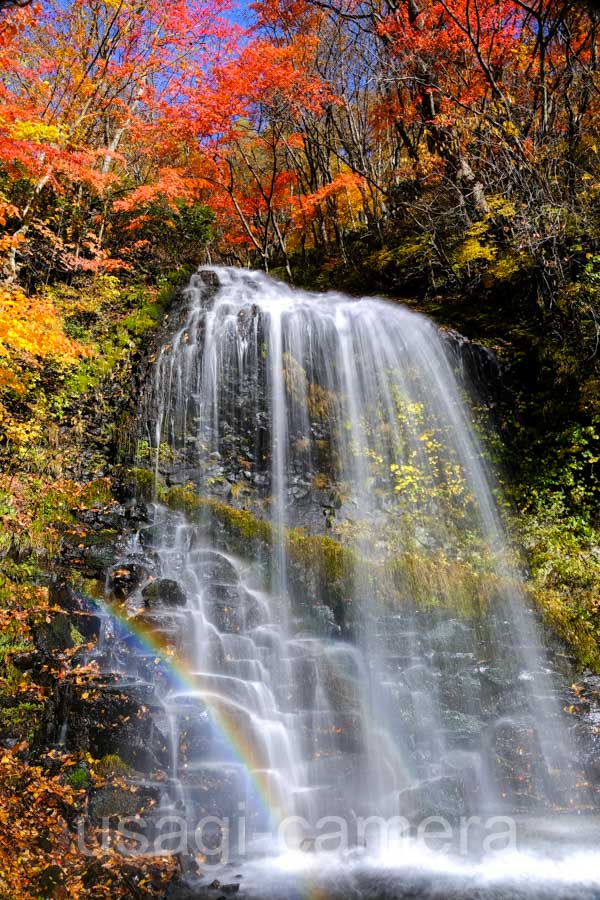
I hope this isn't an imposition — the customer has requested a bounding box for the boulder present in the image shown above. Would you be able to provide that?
[204,584,262,633]
[88,784,149,824]
[33,612,74,654]
[194,551,239,585]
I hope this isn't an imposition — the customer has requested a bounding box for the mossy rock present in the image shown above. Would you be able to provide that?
[125,466,164,502]
[34,612,73,654]
[94,754,133,779]
[67,763,91,789]
[162,486,492,626]
[0,700,44,742]
[88,785,145,823]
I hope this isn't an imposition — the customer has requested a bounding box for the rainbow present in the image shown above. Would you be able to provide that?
[89,587,415,885]
[95,598,287,830]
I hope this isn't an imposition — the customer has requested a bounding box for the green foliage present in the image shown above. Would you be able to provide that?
[507,417,600,667]
[69,623,85,647]
[519,494,600,668]
[46,275,169,421]
[136,439,177,465]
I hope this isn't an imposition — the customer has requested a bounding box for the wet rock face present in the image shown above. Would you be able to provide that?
[110,560,153,600]
[57,503,134,579]
[54,679,170,772]
[34,612,75,655]
[49,580,101,640]
[203,583,265,633]
[489,718,547,810]
[442,329,503,401]
[397,774,467,820]
[142,578,187,608]
[193,551,239,585]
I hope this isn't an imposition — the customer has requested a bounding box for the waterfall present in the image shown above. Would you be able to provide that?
[100,267,597,893]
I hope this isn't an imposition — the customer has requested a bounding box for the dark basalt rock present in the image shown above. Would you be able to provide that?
[311,603,341,638]
[488,717,545,810]
[441,709,485,747]
[109,560,153,600]
[143,578,188,608]
[77,503,128,530]
[442,328,502,401]
[49,579,101,639]
[11,649,43,672]
[194,551,239,585]
[53,680,170,772]
[204,584,263,633]
[33,612,74,654]
[278,657,318,710]
[163,880,196,900]
[439,671,482,712]
[427,619,475,653]
[166,467,203,487]
[59,524,122,579]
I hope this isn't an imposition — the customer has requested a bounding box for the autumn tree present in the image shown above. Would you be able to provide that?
[0,0,230,284]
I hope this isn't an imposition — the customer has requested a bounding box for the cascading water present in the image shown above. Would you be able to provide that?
[100,268,600,898]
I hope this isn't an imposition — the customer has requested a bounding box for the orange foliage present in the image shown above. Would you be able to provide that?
[0,287,87,363]
[0,746,176,898]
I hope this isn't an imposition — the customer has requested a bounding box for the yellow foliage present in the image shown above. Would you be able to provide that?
[0,287,87,362]
[0,286,89,453]
[9,119,65,145]
[452,197,519,269]
[486,195,517,218]
[501,119,519,139]
[488,253,526,281]
[454,236,497,266]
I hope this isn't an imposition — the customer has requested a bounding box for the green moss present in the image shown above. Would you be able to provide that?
[69,623,85,647]
[128,466,164,501]
[534,588,600,669]
[163,483,488,621]
[67,765,91,790]
[94,754,132,779]
[0,701,43,742]
[165,483,348,571]
[165,484,272,542]
[79,478,114,507]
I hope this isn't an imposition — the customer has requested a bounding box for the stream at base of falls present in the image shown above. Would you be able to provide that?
[90,268,600,898]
